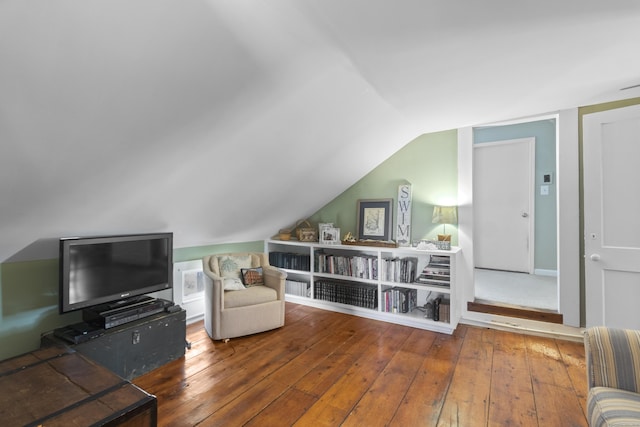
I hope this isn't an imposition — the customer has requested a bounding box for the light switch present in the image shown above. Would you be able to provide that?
[540,185,549,196]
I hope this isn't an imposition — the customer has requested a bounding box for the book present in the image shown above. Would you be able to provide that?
[416,255,451,288]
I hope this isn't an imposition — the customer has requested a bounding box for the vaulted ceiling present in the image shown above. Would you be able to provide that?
[1,0,640,261]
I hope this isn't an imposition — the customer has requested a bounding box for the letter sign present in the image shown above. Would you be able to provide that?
[397,184,412,247]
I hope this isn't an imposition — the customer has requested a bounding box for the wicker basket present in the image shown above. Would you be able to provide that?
[278,229,292,240]
[296,219,318,242]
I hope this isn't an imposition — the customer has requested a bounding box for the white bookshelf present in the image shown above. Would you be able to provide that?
[265,239,461,334]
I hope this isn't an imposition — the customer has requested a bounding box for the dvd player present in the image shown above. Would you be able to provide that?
[54,322,105,344]
[83,298,172,329]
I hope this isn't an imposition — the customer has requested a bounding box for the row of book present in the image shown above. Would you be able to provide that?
[269,252,311,271]
[315,252,378,280]
[427,297,450,322]
[416,255,451,288]
[381,287,418,313]
[285,279,311,298]
[314,279,378,310]
[380,257,417,283]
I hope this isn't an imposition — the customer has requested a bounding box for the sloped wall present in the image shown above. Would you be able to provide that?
[308,130,459,245]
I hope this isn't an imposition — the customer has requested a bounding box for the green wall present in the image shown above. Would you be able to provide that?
[309,130,459,245]
[473,119,557,271]
[0,240,262,361]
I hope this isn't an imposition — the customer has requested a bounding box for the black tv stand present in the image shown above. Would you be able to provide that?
[46,308,186,380]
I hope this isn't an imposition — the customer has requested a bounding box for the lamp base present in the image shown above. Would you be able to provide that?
[438,234,451,242]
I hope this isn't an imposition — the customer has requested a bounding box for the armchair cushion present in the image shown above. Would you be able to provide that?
[223,278,246,291]
[588,387,640,427]
[224,286,277,309]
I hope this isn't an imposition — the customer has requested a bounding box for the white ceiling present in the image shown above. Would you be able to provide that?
[1,0,640,261]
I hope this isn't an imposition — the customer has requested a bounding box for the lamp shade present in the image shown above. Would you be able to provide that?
[432,206,458,224]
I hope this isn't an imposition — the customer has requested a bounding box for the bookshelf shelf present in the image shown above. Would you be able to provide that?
[266,239,461,334]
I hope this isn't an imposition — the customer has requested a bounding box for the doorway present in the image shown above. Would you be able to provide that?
[472,119,558,312]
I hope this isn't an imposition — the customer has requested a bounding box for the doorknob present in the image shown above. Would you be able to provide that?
[590,254,601,261]
[521,212,529,218]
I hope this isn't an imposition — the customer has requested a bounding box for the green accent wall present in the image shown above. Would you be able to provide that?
[473,119,557,271]
[0,240,263,361]
[309,130,459,245]
[173,241,263,263]
[0,260,82,361]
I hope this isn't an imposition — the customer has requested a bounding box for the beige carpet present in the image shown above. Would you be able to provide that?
[474,268,557,311]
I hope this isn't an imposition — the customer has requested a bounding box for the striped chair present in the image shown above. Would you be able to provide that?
[584,326,640,427]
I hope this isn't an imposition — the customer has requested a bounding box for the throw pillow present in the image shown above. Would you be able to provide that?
[218,255,253,279]
[223,278,246,291]
[241,267,264,287]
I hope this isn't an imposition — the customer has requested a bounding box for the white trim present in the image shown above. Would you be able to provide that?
[457,127,475,307]
[473,112,560,129]
[460,312,583,342]
[557,108,580,327]
[534,269,558,277]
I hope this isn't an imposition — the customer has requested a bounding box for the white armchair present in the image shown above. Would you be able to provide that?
[202,252,286,341]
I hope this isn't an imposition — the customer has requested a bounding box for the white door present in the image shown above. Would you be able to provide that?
[584,104,640,329]
[474,138,535,273]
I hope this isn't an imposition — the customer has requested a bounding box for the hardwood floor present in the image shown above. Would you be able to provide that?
[134,302,588,426]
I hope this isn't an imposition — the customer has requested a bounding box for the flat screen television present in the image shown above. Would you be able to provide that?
[59,232,173,313]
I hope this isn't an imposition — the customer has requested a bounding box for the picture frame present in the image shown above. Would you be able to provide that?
[320,227,340,245]
[357,198,393,241]
[182,268,205,303]
[318,222,334,237]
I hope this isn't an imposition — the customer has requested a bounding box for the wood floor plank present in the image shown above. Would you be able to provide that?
[243,387,317,427]
[437,328,495,427]
[157,314,337,425]
[292,322,380,398]
[488,330,537,427]
[525,335,587,426]
[132,303,588,427]
[197,378,292,427]
[525,335,574,388]
[342,334,427,426]
[556,338,589,419]
[389,332,463,426]
[294,324,412,425]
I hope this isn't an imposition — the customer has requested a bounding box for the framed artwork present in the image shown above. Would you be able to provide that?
[320,226,340,245]
[182,269,204,302]
[357,198,393,241]
[318,223,333,240]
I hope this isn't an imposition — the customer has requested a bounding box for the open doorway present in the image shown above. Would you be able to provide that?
[472,119,558,314]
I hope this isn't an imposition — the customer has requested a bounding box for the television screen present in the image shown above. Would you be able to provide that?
[59,233,173,313]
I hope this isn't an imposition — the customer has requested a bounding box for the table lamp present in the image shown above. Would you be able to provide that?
[432,206,457,242]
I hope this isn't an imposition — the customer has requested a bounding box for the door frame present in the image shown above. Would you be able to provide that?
[473,138,536,274]
[458,110,581,328]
